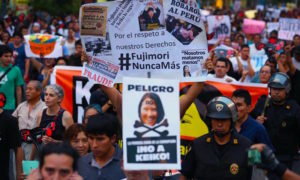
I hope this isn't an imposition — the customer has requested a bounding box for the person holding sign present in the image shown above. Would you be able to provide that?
[180,96,252,179]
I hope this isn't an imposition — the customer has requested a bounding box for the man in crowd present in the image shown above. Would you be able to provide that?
[251,72,300,179]
[78,113,125,179]
[13,80,46,160]
[68,39,83,66]
[8,31,29,79]
[207,57,237,82]
[232,89,273,148]
[180,96,252,179]
[286,45,300,105]
[0,101,23,180]
[0,45,24,113]
[27,143,83,180]
[230,44,255,82]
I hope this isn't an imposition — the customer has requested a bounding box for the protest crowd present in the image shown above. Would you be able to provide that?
[1,0,300,179]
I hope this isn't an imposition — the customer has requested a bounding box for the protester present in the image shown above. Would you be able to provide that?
[82,104,102,124]
[232,89,273,148]
[13,80,46,160]
[8,31,29,78]
[78,113,125,180]
[64,124,89,157]
[26,142,82,180]
[0,104,23,180]
[29,57,55,87]
[32,85,71,146]
[68,39,82,66]
[207,57,237,82]
[0,45,24,113]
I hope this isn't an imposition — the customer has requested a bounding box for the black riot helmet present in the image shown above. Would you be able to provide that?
[206,96,238,125]
[268,72,291,94]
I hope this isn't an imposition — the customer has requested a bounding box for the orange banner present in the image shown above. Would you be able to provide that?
[52,67,268,137]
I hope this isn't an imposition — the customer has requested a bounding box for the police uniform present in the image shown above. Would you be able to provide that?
[251,72,300,168]
[181,132,252,179]
[181,96,252,180]
[252,96,300,167]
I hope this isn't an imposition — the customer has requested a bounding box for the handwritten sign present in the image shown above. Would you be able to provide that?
[279,18,300,40]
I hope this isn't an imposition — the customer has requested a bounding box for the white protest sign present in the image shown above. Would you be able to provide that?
[207,15,231,44]
[267,22,279,34]
[103,0,208,82]
[123,77,180,170]
[81,57,119,87]
[24,34,63,58]
[279,18,300,40]
[80,4,119,87]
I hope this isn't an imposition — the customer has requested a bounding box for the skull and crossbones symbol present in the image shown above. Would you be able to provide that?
[133,119,169,138]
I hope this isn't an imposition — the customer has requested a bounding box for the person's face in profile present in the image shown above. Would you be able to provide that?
[140,97,158,126]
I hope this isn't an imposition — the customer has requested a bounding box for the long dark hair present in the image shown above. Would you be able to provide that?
[183,65,191,77]
[138,92,165,124]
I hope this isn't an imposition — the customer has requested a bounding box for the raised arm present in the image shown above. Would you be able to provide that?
[101,86,123,123]
[180,82,204,118]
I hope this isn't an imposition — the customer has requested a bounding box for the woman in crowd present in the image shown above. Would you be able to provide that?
[37,84,73,143]
[64,124,89,157]
[30,57,56,88]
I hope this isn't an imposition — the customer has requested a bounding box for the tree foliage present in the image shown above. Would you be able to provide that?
[30,0,81,16]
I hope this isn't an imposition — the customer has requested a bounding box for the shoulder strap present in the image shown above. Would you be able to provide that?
[0,64,15,82]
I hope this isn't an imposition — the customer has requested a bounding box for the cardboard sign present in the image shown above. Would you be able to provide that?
[122,77,180,170]
[80,5,108,36]
[243,19,265,34]
[80,0,209,84]
[279,18,300,41]
[207,15,231,44]
[24,34,63,58]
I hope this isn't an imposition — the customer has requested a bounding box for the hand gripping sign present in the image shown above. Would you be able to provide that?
[122,77,180,170]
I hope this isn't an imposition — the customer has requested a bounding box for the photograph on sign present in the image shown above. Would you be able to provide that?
[80,5,108,36]
[82,36,112,57]
[122,77,180,170]
[139,1,165,31]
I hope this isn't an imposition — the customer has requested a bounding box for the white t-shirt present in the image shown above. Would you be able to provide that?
[230,56,249,72]
[207,73,237,82]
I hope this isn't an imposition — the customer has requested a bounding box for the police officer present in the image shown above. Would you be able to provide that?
[180,96,252,180]
[251,72,300,170]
